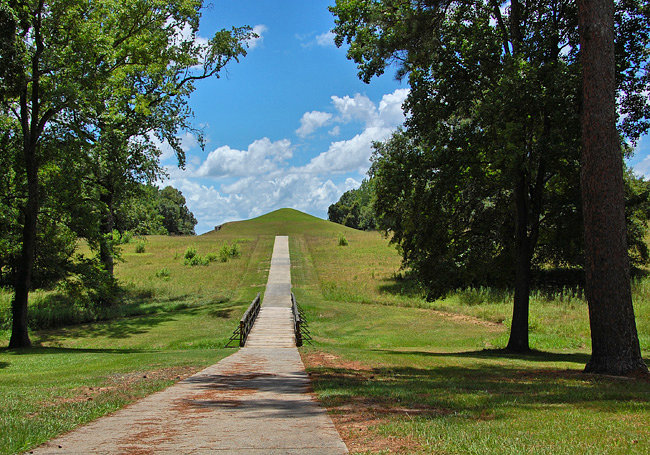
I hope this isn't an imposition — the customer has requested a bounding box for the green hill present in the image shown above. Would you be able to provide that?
[204,208,356,237]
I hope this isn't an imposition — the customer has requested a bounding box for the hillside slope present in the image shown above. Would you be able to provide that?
[203,208,356,237]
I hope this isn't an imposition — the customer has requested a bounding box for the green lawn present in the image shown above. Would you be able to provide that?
[0,220,278,454]
[286,212,650,454]
[1,208,648,454]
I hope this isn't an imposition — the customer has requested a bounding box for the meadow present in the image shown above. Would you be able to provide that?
[1,208,648,454]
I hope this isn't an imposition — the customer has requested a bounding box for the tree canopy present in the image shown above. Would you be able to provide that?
[331,0,650,354]
[1,0,253,347]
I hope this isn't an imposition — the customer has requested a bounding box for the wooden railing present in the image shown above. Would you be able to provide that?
[225,293,261,347]
[291,293,311,347]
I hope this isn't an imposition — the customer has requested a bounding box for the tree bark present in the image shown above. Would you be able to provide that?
[578,0,648,375]
[9,124,37,349]
[507,171,531,352]
[99,189,115,277]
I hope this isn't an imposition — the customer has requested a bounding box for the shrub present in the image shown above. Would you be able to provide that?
[155,268,171,279]
[229,242,241,258]
[205,252,218,262]
[338,233,348,246]
[134,240,146,253]
[185,255,209,266]
[184,246,197,260]
[219,244,231,262]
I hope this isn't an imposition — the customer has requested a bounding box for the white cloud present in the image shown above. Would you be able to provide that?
[296,111,333,137]
[176,88,409,233]
[247,24,268,49]
[379,88,410,126]
[316,31,335,47]
[331,93,379,124]
[196,137,292,177]
[304,125,393,175]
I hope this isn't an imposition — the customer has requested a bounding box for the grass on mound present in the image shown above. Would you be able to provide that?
[0,224,280,455]
[2,208,649,454]
[286,218,649,454]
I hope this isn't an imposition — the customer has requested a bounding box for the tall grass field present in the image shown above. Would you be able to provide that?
[1,208,648,454]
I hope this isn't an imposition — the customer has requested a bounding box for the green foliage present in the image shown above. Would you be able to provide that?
[337,234,349,246]
[333,0,650,300]
[218,242,241,262]
[328,179,378,230]
[158,186,198,236]
[155,267,171,280]
[134,240,146,254]
[184,255,210,267]
[183,246,198,261]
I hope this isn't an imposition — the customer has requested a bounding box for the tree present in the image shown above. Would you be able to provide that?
[1,0,252,348]
[157,186,197,235]
[332,0,650,353]
[578,0,647,375]
[328,179,378,230]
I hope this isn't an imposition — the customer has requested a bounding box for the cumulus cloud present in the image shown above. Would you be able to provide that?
[296,111,333,137]
[196,137,292,177]
[315,31,335,46]
[331,93,379,124]
[247,24,268,49]
[302,88,409,175]
[174,88,409,233]
[304,125,393,175]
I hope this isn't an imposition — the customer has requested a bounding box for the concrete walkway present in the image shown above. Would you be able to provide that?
[32,236,348,454]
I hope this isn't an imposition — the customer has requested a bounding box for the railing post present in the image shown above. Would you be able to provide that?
[239,320,245,347]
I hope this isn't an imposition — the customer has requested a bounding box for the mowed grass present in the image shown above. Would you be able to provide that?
[1,208,648,454]
[284,211,650,454]
[0,221,280,455]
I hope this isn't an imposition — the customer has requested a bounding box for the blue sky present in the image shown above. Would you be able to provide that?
[161,0,650,234]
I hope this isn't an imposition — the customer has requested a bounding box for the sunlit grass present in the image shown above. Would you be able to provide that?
[1,208,648,454]
[288,223,650,454]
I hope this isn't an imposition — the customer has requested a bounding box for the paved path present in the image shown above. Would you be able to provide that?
[32,236,347,454]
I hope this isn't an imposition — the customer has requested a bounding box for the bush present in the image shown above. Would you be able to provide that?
[184,246,197,260]
[185,255,209,266]
[134,240,146,253]
[229,242,241,258]
[218,242,241,262]
[205,252,218,262]
[155,268,171,279]
[338,234,348,246]
[219,244,231,262]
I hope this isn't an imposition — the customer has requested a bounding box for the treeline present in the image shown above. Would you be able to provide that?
[1,0,253,347]
[328,179,377,230]
[330,0,650,374]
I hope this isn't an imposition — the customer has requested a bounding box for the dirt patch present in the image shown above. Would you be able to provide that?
[303,350,372,372]
[302,350,427,454]
[40,366,198,411]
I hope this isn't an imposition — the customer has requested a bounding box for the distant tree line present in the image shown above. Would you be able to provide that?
[330,0,649,374]
[328,179,378,230]
[1,0,253,348]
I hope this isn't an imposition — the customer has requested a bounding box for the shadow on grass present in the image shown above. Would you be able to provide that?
[0,346,147,355]
[373,348,592,365]
[377,274,425,299]
[309,361,650,422]
[32,311,179,343]
[0,361,8,368]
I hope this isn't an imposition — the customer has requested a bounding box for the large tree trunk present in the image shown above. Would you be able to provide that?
[9,142,37,349]
[98,190,115,277]
[578,0,648,375]
[507,171,531,353]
